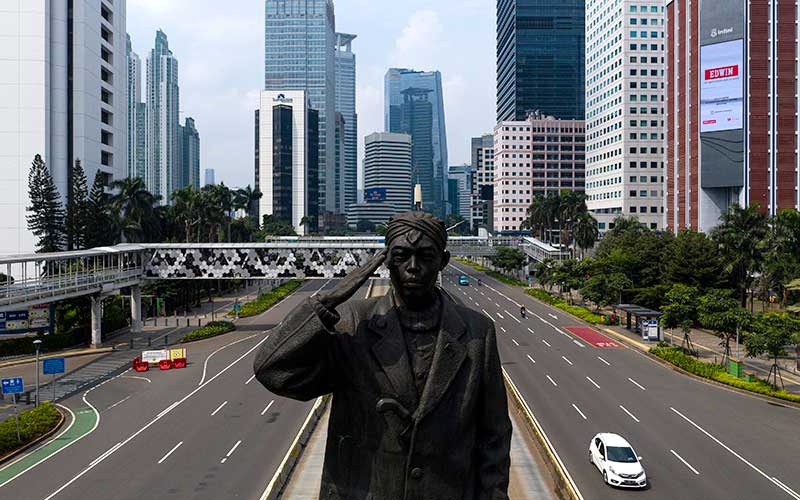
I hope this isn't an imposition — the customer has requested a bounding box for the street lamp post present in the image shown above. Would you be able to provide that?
[33,339,42,407]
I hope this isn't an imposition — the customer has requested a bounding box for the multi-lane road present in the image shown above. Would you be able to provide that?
[0,279,357,500]
[443,261,800,500]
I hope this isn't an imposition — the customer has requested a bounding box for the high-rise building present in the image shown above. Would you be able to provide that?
[258,91,320,235]
[494,115,586,233]
[127,34,145,179]
[334,112,346,214]
[0,1,128,256]
[182,118,200,190]
[363,133,413,212]
[666,0,800,233]
[447,165,472,219]
[384,68,448,218]
[471,134,495,232]
[254,109,260,219]
[146,30,180,203]
[496,0,585,122]
[335,33,358,214]
[265,0,336,220]
[205,168,216,186]
[585,0,666,234]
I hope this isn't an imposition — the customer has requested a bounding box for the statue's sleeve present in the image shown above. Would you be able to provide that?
[477,321,512,499]
[252,296,342,401]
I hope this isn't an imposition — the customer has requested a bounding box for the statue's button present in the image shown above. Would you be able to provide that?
[410,467,423,479]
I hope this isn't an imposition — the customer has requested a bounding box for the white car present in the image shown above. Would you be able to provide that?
[588,433,647,488]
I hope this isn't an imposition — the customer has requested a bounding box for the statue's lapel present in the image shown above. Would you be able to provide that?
[369,295,418,410]
[415,297,467,422]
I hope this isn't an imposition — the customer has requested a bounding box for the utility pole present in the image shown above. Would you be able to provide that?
[33,339,42,407]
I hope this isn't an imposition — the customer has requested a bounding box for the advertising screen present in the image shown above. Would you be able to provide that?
[364,188,387,203]
[700,39,743,133]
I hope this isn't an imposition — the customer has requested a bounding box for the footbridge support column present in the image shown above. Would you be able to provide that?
[91,295,103,348]
[131,285,142,334]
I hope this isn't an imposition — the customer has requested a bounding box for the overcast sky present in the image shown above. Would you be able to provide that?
[127,0,496,189]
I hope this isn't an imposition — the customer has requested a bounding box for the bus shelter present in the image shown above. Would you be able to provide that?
[616,304,663,341]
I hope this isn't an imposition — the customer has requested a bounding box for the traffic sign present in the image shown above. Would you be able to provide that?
[43,358,65,375]
[1,377,24,395]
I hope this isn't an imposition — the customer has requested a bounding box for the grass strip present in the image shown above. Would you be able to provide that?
[0,402,61,456]
[454,258,528,287]
[232,279,303,318]
[180,321,236,343]
[525,288,604,324]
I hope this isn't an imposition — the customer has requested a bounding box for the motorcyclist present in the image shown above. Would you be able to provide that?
[477,278,482,287]
[520,305,526,319]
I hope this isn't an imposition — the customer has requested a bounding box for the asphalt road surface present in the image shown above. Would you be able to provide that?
[444,262,800,500]
[0,279,362,500]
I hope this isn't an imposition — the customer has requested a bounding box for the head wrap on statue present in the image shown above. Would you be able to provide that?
[385,212,448,253]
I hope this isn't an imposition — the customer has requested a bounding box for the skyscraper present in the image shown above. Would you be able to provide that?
[496,0,585,121]
[364,133,413,212]
[146,30,180,203]
[447,165,472,219]
[265,0,336,221]
[0,1,128,255]
[127,34,144,179]
[585,0,665,233]
[335,33,358,214]
[182,118,200,190]
[384,68,448,218]
[471,134,495,233]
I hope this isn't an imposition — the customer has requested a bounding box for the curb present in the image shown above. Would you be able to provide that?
[0,405,66,465]
[0,348,114,369]
[503,370,583,500]
[259,395,330,500]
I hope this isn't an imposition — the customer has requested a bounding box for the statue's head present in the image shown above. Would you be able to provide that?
[384,212,450,309]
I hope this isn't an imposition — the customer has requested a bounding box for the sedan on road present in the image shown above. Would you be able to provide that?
[458,275,470,286]
[589,433,647,489]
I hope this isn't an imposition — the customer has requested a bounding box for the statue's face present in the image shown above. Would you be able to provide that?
[386,230,450,308]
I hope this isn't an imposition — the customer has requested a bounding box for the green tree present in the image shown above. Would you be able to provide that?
[787,278,800,314]
[64,159,90,250]
[660,284,700,353]
[171,186,202,243]
[521,195,548,240]
[84,171,115,248]
[710,204,769,308]
[490,247,526,275]
[595,216,671,291]
[573,211,599,259]
[698,288,753,363]
[534,258,556,291]
[26,154,65,252]
[259,215,297,237]
[109,177,159,243]
[662,230,724,291]
[744,312,800,388]
[551,259,584,302]
[234,185,262,219]
[580,272,632,312]
[762,209,800,307]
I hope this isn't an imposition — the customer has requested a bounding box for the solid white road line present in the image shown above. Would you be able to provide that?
[670,407,800,500]
[586,376,601,389]
[482,309,495,321]
[104,395,132,412]
[157,441,184,464]
[546,375,558,387]
[597,356,611,366]
[500,326,507,333]
[772,478,800,499]
[628,377,647,391]
[198,333,259,386]
[41,336,271,500]
[311,279,331,297]
[210,401,228,416]
[156,402,179,418]
[512,339,520,347]
[542,339,551,347]
[120,375,151,383]
[527,327,535,334]
[496,312,505,319]
[619,405,640,423]
[527,354,536,364]
[548,313,558,320]
[220,440,242,464]
[261,400,275,416]
[245,374,256,385]
[572,404,587,420]
[562,356,573,366]
[670,449,700,475]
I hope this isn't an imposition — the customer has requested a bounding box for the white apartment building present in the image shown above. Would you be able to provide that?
[363,132,412,212]
[0,1,128,256]
[470,134,494,232]
[585,0,666,232]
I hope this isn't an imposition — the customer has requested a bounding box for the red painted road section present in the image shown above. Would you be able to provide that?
[565,327,622,349]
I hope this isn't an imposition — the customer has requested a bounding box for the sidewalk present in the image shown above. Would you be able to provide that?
[603,322,800,395]
[0,281,272,421]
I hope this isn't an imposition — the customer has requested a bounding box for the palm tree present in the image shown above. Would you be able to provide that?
[710,204,769,308]
[543,193,562,244]
[171,186,202,243]
[573,211,599,259]
[109,177,159,243]
[523,195,548,240]
[234,185,263,219]
[558,190,587,250]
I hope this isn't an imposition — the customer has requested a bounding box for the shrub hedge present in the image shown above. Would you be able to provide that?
[650,345,800,404]
[0,329,90,359]
[0,402,61,456]
[234,280,303,318]
[525,289,604,324]
[180,321,236,343]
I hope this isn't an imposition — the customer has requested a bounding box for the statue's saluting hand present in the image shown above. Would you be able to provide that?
[318,249,387,310]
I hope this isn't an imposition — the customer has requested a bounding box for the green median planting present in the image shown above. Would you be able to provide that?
[180,321,236,343]
[232,279,303,318]
[525,288,604,324]
[650,344,800,404]
[0,402,61,456]
[454,258,527,287]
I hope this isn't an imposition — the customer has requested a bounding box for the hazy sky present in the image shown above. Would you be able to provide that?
[127,0,496,189]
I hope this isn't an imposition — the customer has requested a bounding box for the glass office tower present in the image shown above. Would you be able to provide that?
[335,33,358,214]
[496,0,585,121]
[384,68,448,218]
[265,0,336,219]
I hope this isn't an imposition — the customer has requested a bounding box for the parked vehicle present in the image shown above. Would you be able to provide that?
[588,433,647,488]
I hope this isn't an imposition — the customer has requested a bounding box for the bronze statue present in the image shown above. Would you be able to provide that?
[253,212,512,500]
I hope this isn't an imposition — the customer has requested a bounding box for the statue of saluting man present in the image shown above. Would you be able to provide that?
[253,212,512,500]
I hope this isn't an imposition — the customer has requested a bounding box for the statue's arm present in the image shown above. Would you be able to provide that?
[252,296,342,401]
[477,322,512,499]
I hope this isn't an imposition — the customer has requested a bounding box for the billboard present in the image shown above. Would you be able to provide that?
[0,304,51,334]
[700,40,743,133]
[364,188,387,203]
